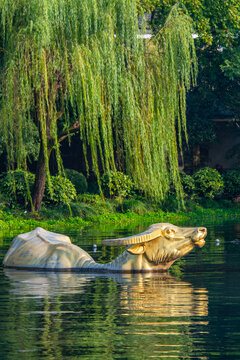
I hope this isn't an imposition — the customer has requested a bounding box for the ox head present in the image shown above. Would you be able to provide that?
[102,223,207,269]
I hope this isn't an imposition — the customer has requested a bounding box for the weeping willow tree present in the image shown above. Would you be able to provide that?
[0,0,197,211]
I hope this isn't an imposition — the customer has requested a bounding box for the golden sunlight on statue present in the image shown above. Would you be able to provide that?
[3,223,207,272]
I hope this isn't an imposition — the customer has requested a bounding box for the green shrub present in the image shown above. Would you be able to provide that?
[70,202,100,218]
[77,193,103,205]
[193,167,224,199]
[40,202,98,219]
[0,170,34,205]
[168,172,195,200]
[184,199,202,212]
[77,194,116,213]
[162,195,179,212]
[179,172,195,198]
[223,169,240,199]
[40,203,73,220]
[101,171,135,199]
[44,176,77,204]
[119,199,150,215]
[87,180,100,194]
[0,191,8,207]
[65,169,88,194]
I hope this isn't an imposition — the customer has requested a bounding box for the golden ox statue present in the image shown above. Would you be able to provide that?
[3,223,207,272]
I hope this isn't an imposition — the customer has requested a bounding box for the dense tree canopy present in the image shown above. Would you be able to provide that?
[143,0,240,153]
[140,0,240,45]
[0,0,197,210]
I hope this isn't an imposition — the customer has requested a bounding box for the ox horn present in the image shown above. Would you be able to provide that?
[102,223,165,246]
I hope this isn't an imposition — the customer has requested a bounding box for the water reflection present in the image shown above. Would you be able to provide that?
[5,269,208,318]
[5,269,96,297]
[3,270,209,359]
[119,273,208,318]
[3,220,240,359]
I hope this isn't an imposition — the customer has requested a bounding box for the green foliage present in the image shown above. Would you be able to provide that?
[119,199,150,215]
[184,199,202,212]
[0,123,40,161]
[87,181,100,194]
[78,193,115,211]
[0,170,34,205]
[150,0,240,153]
[77,194,116,215]
[222,48,240,81]
[197,198,235,209]
[167,172,195,207]
[65,169,88,194]
[69,202,100,218]
[162,195,179,212]
[78,193,156,215]
[179,171,195,198]
[0,0,197,208]
[221,47,240,124]
[101,171,135,199]
[0,191,8,207]
[40,202,98,220]
[1,194,240,232]
[137,0,158,13]
[223,169,240,199]
[193,167,224,199]
[78,194,103,205]
[44,176,77,205]
[151,0,240,46]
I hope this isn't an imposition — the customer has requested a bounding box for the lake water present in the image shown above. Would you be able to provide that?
[0,219,240,359]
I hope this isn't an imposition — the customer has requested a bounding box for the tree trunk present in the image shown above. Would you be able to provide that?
[31,141,47,212]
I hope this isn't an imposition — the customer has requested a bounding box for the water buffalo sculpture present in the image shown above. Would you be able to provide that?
[3,223,207,272]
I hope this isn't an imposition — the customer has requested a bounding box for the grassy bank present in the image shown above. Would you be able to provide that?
[0,196,240,232]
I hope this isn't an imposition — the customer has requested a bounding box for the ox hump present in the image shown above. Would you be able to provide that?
[3,227,77,269]
[19,227,72,244]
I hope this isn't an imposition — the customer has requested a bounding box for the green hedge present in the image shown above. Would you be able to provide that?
[44,176,77,204]
[0,170,34,205]
[193,167,224,199]
[0,170,77,206]
[65,169,88,194]
[179,171,195,198]
[101,171,135,199]
[223,169,240,199]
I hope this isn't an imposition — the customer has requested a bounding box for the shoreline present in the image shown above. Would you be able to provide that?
[1,204,240,233]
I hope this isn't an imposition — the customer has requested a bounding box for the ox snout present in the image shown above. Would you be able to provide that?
[192,227,207,248]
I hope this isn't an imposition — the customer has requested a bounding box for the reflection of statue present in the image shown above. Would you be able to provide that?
[119,273,208,318]
[4,270,208,318]
[4,269,94,297]
[3,223,207,272]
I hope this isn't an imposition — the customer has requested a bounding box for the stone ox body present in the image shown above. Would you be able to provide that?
[3,223,207,272]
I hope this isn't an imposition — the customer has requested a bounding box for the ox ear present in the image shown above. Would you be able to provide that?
[127,243,146,255]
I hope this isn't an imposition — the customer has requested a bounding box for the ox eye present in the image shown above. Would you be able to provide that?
[164,228,176,238]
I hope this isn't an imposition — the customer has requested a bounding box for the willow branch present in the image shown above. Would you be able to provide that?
[58,121,80,143]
